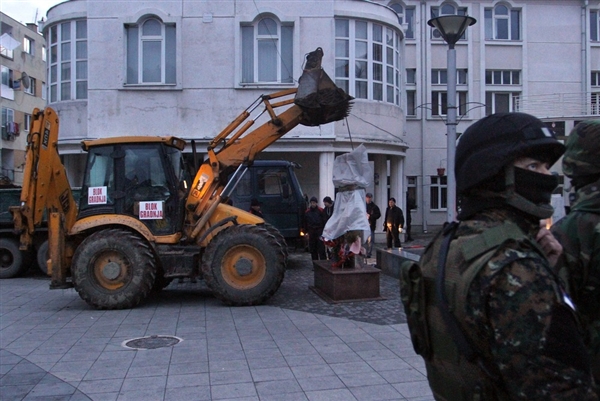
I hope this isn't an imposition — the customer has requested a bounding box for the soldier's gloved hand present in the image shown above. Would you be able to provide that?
[536,225,563,268]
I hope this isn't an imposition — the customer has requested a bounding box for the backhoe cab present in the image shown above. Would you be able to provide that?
[10,48,352,309]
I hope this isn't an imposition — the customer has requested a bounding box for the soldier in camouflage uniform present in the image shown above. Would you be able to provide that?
[551,120,600,388]
[401,112,597,400]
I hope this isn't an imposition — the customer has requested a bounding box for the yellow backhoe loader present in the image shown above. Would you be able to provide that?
[10,48,352,309]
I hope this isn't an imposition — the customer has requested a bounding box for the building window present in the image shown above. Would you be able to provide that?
[407,176,417,210]
[1,66,13,88]
[485,4,521,41]
[592,11,600,41]
[591,93,600,115]
[1,23,14,59]
[1,107,15,140]
[241,16,293,84]
[335,19,401,104]
[42,45,46,62]
[126,17,175,85]
[389,3,416,39]
[42,81,46,100]
[431,91,468,116]
[431,69,467,85]
[48,20,88,102]
[431,4,469,40]
[485,92,520,115]
[23,37,34,55]
[430,176,447,210]
[24,76,36,95]
[24,113,31,131]
[485,70,520,85]
[406,68,416,116]
[431,68,468,116]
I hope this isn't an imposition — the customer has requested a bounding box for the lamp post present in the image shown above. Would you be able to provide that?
[427,15,476,222]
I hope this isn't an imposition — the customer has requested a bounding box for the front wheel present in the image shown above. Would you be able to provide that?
[71,228,156,309]
[201,225,285,306]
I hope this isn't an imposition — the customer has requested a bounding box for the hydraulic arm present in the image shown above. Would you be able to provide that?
[184,48,352,241]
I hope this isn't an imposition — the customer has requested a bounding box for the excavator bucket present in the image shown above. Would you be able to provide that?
[295,47,353,127]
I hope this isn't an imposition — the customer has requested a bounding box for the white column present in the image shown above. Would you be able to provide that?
[389,156,404,207]
[319,152,335,203]
[374,154,387,206]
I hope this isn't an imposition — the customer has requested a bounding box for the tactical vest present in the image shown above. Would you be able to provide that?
[401,221,552,401]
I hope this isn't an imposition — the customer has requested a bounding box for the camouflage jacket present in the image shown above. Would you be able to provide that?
[551,178,600,383]
[420,208,597,400]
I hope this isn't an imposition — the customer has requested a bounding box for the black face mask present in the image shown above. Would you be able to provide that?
[514,167,559,205]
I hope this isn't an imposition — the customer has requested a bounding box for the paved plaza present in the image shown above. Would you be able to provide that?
[0,240,434,401]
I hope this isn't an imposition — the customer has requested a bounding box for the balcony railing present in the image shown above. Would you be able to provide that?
[513,92,600,119]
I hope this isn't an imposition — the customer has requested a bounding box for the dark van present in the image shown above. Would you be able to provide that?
[228,160,307,241]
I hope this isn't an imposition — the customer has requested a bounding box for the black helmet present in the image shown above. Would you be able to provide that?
[456,112,564,194]
[563,120,600,178]
[455,112,565,219]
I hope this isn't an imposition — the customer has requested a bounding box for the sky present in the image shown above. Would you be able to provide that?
[2,0,65,25]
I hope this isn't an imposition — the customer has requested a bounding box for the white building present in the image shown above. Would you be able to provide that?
[42,0,600,233]
[1,13,46,186]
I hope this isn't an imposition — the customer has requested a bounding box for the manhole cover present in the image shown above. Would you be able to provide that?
[122,335,182,350]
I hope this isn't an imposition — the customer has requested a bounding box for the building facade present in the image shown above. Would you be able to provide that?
[0,13,46,186]
[389,0,600,231]
[41,0,600,233]
[42,0,408,243]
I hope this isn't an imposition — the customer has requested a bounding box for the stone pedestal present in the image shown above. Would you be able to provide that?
[310,260,382,303]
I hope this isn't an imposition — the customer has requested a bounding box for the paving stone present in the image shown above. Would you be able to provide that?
[0,242,438,401]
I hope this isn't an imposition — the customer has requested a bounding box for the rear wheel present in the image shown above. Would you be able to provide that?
[71,228,156,309]
[37,240,49,275]
[0,238,28,279]
[201,225,285,306]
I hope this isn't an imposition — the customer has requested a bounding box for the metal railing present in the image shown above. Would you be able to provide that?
[513,92,600,119]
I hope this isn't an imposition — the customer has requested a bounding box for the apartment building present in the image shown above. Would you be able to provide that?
[42,0,600,232]
[0,12,46,186]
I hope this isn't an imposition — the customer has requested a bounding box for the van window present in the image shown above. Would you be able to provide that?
[258,169,286,195]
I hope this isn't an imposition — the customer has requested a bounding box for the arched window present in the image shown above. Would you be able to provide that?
[241,16,293,84]
[484,4,521,41]
[430,3,469,40]
[126,17,176,85]
[388,2,415,39]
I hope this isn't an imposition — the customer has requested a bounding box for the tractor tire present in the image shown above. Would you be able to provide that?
[262,223,289,259]
[0,238,28,279]
[71,228,156,309]
[201,224,285,306]
[37,240,49,275]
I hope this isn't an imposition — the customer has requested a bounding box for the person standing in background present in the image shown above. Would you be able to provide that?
[323,196,334,223]
[365,193,381,258]
[383,197,404,249]
[551,120,600,389]
[304,196,327,260]
[322,196,335,259]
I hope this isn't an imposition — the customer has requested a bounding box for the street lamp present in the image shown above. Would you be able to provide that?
[427,15,476,222]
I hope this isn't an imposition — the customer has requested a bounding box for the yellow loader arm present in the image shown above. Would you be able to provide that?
[185,47,352,242]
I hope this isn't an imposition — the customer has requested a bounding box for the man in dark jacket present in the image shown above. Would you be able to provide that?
[365,193,381,258]
[323,196,334,223]
[304,196,327,260]
[383,197,404,248]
